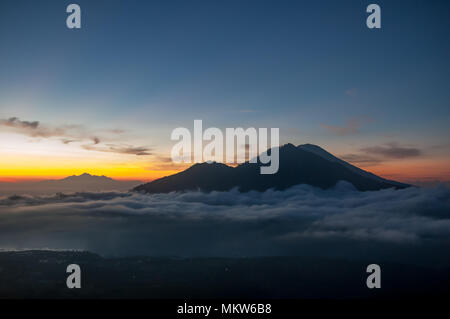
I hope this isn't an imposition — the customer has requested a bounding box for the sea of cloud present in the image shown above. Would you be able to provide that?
[1,182,449,266]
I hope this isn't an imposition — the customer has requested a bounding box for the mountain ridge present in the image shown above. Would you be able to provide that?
[133,143,409,194]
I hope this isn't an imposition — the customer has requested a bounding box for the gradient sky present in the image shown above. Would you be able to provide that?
[0,0,449,183]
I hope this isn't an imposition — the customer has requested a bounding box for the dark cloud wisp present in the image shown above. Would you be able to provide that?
[0,117,151,156]
[320,117,372,136]
[340,142,423,167]
[361,142,422,159]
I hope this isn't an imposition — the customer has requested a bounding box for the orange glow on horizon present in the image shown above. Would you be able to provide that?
[1,158,449,184]
[0,167,184,183]
[356,159,450,183]
[0,154,188,183]
[0,131,189,182]
[0,131,448,184]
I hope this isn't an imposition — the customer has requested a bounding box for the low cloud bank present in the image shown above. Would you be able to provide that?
[1,182,449,265]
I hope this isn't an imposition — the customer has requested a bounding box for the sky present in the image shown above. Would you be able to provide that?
[0,0,449,182]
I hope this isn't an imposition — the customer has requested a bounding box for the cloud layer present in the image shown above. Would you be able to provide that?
[1,183,449,265]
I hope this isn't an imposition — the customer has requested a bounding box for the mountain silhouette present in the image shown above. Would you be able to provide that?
[62,173,114,182]
[133,144,409,193]
[0,173,141,196]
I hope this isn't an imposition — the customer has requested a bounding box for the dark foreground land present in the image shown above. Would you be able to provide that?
[0,251,449,299]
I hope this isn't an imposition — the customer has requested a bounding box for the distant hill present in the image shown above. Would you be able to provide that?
[133,143,409,193]
[0,173,141,196]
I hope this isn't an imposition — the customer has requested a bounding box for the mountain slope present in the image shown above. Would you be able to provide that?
[133,162,236,194]
[298,144,409,188]
[133,144,409,194]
